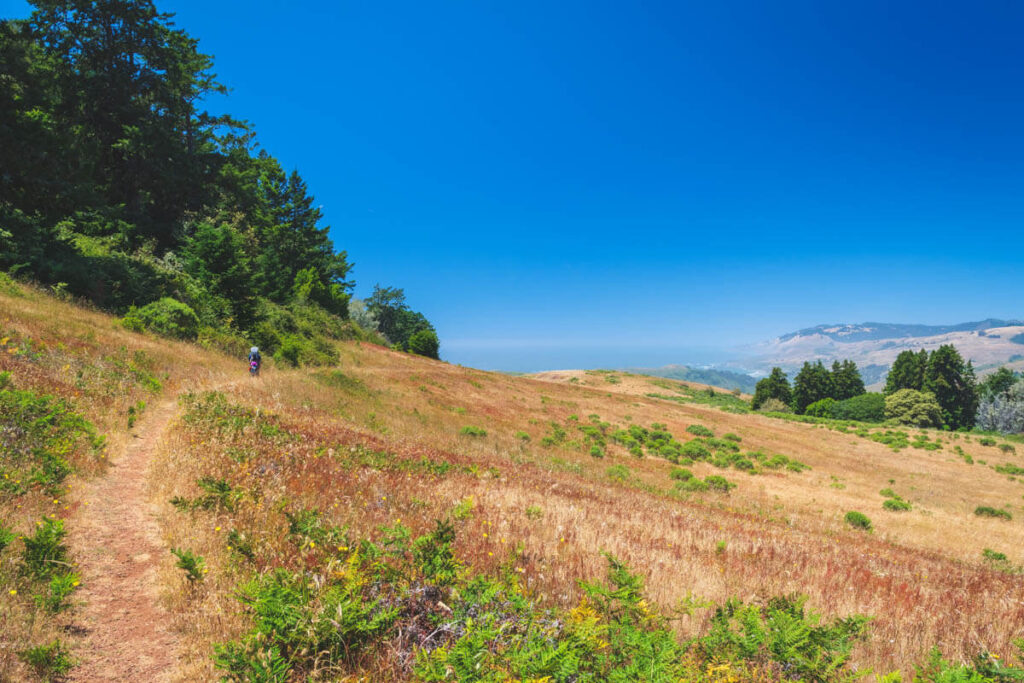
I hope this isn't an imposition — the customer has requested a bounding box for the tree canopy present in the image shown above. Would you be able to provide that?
[0,0,437,362]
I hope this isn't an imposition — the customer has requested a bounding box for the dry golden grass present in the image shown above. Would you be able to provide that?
[4,283,1024,680]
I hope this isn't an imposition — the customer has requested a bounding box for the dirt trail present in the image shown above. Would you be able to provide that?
[67,396,182,682]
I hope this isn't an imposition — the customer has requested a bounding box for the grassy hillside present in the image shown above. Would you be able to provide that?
[3,281,1024,681]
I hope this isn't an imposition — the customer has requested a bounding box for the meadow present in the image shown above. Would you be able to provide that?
[2,280,1024,680]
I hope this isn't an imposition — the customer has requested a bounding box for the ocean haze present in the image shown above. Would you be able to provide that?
[443,341,739,373]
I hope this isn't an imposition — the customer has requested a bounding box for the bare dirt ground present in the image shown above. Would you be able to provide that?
[66,396,182,682]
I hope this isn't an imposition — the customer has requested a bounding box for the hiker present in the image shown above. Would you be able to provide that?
[248,346,261,377]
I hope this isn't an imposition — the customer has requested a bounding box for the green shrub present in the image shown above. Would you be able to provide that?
[273,334,304,367]
[832,392,886,422]
[669,467,694,481]
[698,594,870,682]
[121,297,200,340]
[675,478,709,492]
[171,547,207,582]
[844,511,872,531]
[34,572,80,613]
[680,440,711,460]
[804,398,836,418]
[606,464,630,483]
[704,475,736,493]
[975,506,1012,520]
[885,389,943,428]
[723,432,742,442]
[589,444,605,458]
[514,431,530,441]
[883,499,912,512]
[998,443,1016,454]
[524,505,543,520]
[686,424,714,437]
[19,639,75,680]
[408,329,440,359]
[979,437,997,447]
[21,518,69,580]
[459,425,487,437]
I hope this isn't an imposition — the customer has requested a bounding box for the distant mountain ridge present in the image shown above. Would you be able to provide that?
[778,319,1024,344]
[745,318,1024,389]
[622,364,758,394]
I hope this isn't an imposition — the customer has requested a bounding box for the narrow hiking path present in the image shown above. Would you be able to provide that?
[67,395,183,682]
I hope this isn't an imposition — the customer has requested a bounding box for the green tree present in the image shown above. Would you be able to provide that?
[181,222,255,328]
[884,349,927,394]
[923,345,977,429]
[830,360,865,400]
[979,367,1018,399]
[791,361,834,414]
[751,367,791,411]
[366,285,407,343]
[884,389,943,428]
[408,329,440,360]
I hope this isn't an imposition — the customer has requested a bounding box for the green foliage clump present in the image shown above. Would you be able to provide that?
[669,467,694,481]
[723,432,742,442]
[19,639,75,680]
[752,367,792,411]
[408,329,441,360]
[979,437,997,447]
[122,297,200,340]
[975,506,1012,520]
[804,397,836,418]
[883,498,912,512]
[698,594,870,681]
[844,511,872,531]
[0,380,103,496]
[171,548,207,582]
[514,430,530,441]
[606,464,631,483]
[704,474,736,492]
[459,425,487,437]
[832,392,886,422]
[686,424,714,437]
[885,389,943,428]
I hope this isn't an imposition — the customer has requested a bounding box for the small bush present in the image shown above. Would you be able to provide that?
[704,475,736,493]
[121,297,200,340]
[669,467,694,481]
[979,437,997,447]
[675,478,710,492]
[514,431,530,441]
[975,506,1012,520]
[171,547,207,582]
[589,444,605,458]
[606,464,630,483]
[686,424,714,437]
[998,443,1015,454]
[845,511,872,531]
[21,518,69,580]
[805,398,836,418]
[524,505,543,520]
[459,425,487,437]
[758,397,791,413]
[883,499,912,512]
[723,432,742,442]
[19,639,74,679]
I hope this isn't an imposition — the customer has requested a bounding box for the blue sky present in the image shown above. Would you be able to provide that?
[5,1,1023,370]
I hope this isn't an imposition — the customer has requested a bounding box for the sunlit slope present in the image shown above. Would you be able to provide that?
[156,331,1024,676]
[3,282,1024,679]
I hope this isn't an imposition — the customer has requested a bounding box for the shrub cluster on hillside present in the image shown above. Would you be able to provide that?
[0,1,439,363]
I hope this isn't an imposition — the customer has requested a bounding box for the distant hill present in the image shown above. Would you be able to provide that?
[623,364,757,393]
[738,319,1024,388]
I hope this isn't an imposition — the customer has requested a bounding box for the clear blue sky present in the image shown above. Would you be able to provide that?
[5,1,1023,370]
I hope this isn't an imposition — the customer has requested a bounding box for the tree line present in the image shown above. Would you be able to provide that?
[752,345,1023,432]
[0,0,439,362]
